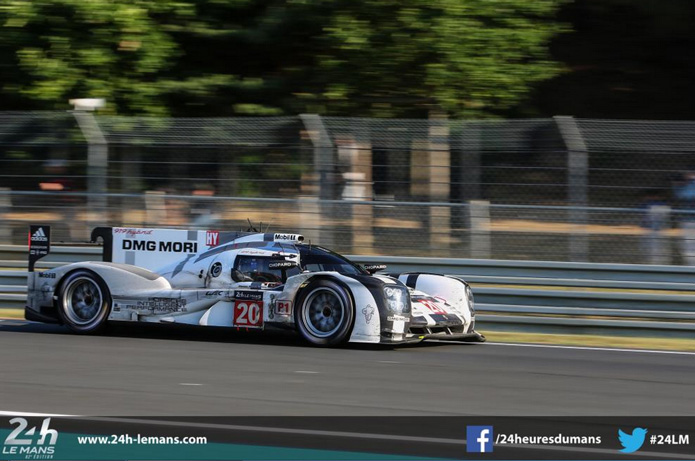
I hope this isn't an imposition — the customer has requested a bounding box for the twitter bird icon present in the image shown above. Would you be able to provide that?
[618,428,648,453]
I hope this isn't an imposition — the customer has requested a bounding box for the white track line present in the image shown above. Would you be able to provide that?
[488,341,695,356]
[0,410,78,418]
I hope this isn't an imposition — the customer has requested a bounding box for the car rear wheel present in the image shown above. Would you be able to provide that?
[57,270,111,334]
[295,279,354,346]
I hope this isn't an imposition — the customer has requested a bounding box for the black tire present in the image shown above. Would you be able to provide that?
[295,279,354,346]
[57,270,111,334]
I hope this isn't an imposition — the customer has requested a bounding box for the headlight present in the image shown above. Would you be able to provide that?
[384,286,409,314]
[466,285,475,314]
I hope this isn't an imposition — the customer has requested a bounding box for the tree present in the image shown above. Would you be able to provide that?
[0,0,567,118]
[275,0,567,118]
[0,0,196,115]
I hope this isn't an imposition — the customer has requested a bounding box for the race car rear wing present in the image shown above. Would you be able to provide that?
[28,225,303,274]
[90,226,303,274]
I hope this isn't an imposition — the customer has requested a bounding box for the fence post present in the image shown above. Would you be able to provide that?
[299,114,335,247]
[0,188,10,243]
[459,122,482,201]
[469,200,491,259]
[428,113,451,256]
[340,138,374,254]
[73,111,108,230]
[645,205,671,265]
[555,116,589,262]
[121,147,143,226]
[297,196,321,245]
[144,191,166,226]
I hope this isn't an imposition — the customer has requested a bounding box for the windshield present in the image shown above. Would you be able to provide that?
[297,245,368,275]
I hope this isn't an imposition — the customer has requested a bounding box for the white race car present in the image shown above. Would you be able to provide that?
[26,225,485,346]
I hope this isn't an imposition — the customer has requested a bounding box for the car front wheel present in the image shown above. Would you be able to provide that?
[295,279,354,346]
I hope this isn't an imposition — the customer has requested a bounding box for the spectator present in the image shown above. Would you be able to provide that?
[640,188,670,264]
[672,173,695,265]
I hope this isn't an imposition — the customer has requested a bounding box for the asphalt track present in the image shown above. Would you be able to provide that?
[0,320,694,417]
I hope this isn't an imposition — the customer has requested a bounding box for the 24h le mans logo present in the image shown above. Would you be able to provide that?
[2,417,58,459]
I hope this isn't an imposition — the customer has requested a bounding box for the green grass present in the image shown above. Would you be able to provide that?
[0,309,23,319]
[486,331,695,351]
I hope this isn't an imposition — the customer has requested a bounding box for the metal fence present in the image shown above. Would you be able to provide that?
[2,112,695,263]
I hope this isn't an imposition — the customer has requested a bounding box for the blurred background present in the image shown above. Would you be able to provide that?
[1,0,694,264]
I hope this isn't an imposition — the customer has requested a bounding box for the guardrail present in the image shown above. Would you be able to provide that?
[2,245,694,337]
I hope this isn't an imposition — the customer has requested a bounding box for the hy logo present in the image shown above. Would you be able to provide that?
[206,231,219,247]
[618,428,648,453]
[467,426,493,453]
[31,228,48,242]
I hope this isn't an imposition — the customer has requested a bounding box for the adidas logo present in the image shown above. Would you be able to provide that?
[31,228,48,242]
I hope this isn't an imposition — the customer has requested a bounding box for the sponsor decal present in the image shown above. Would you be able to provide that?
[415,297,447,315]
[205,290,223,297]
[210,262,222,278]
[273,233,301,242]
[30,227,48,242]
[206,231,219,247]
[122,240,198,253]
[233,300,263,328]
[234,290,263,302]
[362,304,375,323]
[136,298,187,314]
[276,300,292,315]
[3,417,58,459]
[268,261,296,270]
[268,295,276,320]
[363,264,387,273]
[114,228,154,237]
[28,225,51,272]
[238,249,270,255]
[38,272,56,279]
[387,315,408,322]
[467,426,493,453]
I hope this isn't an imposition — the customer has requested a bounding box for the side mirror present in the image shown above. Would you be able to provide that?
[268,261,298,270]
[363,264,387,274]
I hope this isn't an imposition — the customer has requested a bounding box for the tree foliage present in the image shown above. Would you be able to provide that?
[0,0,198,115]
[0,0,566,117]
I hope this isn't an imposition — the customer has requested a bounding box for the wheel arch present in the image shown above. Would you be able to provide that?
[55,268,113,333]
[293,274,359,346]
[308,273,383,344]
[52,267,107,324]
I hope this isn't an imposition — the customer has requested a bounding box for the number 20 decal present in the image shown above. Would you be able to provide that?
[234,301,263,328]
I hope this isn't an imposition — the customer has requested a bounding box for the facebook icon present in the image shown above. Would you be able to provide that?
[467,426,494,453]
